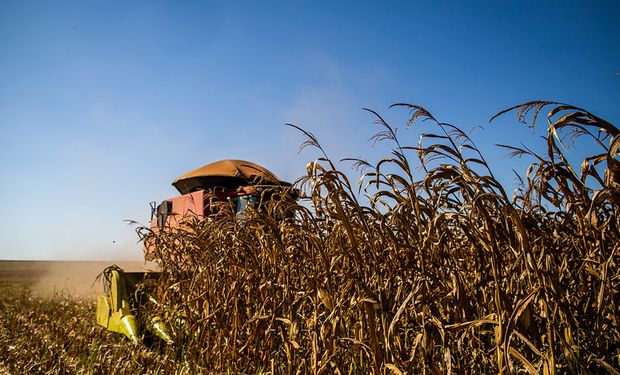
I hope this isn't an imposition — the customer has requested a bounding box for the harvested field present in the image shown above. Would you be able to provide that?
[0,261,163,374]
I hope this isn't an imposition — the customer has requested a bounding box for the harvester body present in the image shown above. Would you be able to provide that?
[96,160,295,343]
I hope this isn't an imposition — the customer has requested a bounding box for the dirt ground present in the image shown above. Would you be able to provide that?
[0,260,159,299]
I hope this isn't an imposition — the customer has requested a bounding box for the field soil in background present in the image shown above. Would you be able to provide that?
[0,260,158,299]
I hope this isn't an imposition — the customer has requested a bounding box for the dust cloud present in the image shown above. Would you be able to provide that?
[0,261,159,299]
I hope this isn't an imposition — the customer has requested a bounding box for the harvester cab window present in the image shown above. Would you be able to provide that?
[234,195,258,217]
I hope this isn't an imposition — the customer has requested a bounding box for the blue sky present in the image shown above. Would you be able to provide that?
[1,1,618,260]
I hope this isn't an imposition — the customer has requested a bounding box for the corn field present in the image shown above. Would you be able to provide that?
[142,102,619,374]
[1,101,618,374]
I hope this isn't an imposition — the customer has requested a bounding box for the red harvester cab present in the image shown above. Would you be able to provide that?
[145,159,296,259]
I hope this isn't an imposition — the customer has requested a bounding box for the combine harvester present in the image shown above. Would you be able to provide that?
[96,159,296,343]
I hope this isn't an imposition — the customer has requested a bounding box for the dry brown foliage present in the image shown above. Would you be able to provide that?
[140,102,619,374]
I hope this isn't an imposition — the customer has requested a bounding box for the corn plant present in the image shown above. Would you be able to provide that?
[137,101,619,374]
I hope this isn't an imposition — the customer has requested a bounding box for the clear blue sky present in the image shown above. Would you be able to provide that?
[1,1,618,260]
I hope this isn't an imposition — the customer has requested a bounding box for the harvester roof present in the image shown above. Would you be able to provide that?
[172,159,290,194]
